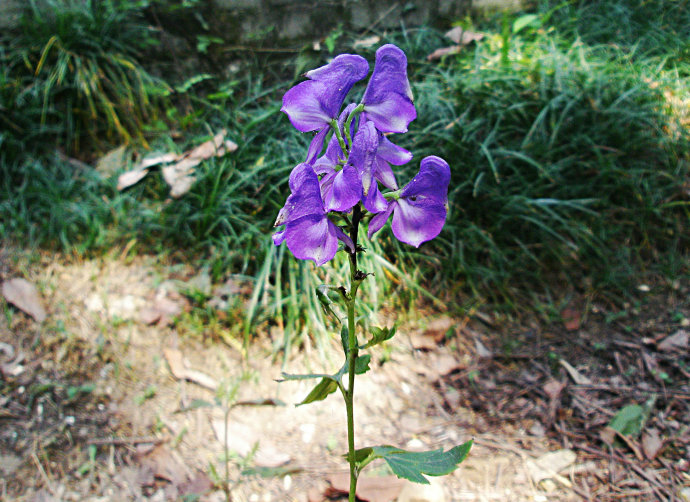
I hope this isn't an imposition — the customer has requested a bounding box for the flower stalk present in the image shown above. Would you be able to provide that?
[274,44,470,499]
[345,205,363,500]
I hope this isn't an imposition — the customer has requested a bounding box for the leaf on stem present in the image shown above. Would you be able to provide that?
[316,285,340,323]
[353,441,473,484]
[354,354,371,375]
[363,325,396,349]
[340,323,349,356]
[297,377,338,406]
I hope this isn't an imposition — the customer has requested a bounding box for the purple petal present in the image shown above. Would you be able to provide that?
[325,164,361,212]
[362,180,389,214]
[373,157,398,190]
[272,229,286,246]
[367,202,394,239]
[306,126,330,164]
[333,225,355,253]
[282,55,368,132]
[275,163,324,226]
[362,92,416,134]
[400,156,451,205]
[348,121,379,195]
[389,156,451,247]
[281,81,333,132]
[362,44,416,133]
[377,134,412,165]
[391,197,447,247]
[285,215,340,266]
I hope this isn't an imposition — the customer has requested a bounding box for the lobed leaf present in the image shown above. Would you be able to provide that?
[361,441,473,484]
[363,325,397,349]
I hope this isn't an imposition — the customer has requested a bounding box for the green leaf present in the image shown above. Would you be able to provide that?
[512,14,540,34]
[608,404,645,437]
[363,325,396,349]
[174,73,214,93]
[280,372,336,381]
[316,285,339,322]
[297,377,338,406]
[354,354,371,375]
[366,441,473,484]
[349,447,374,465]
[66,383,95,400]
[340,323,349,356]
[174,398,214,413]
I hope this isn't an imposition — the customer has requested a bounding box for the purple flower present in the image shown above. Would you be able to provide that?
[348,121,388,213]
[281,55,369,162]
[368,156,450,247]
[373,132,413,190]
[362,44,416,134]
[274,163,354,266]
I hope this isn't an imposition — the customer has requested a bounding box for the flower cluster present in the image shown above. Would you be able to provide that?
[274,44,450,266]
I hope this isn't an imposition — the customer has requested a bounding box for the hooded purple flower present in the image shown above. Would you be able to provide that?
[274,163,354,266]
[361,44,416,134]
[281,55,369,162]
[368,156,450,247]
[373,132,412,190]
[347,120,388,213]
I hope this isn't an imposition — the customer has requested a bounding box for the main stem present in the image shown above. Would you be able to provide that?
[346,205,362,502]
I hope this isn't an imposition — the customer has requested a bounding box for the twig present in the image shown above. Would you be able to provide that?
[578,445,673,500]
[31,453,56,496]
[472,436,535,459]
[86,436,167,446]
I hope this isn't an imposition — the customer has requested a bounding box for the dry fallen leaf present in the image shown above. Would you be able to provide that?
[642,429,664,460]
[139,152,178,169]
[140,297,182,326]
[561,307,581,331]
[445,26,486,45]
[117,168,149,191]
[426,45,462,61]
[474,337,493,358]
[138,445,190,484]
[423,316,455,341]
[526,449,576,485]
[410,333,437,350]
[657,330,688,351]
[162,162,197,199]
[95,145,127,177]
[163,348,218,391]
[117,131,238,195]
[326,472,405,502]
[353,35,381,48]
[559,359,592,385]
[177,471,213,497]
[543,379,566,401]
[2,278,47,322]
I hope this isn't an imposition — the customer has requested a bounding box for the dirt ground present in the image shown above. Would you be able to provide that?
[1,248,688,501]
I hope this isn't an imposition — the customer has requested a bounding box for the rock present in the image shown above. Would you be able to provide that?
[397,478,446,502]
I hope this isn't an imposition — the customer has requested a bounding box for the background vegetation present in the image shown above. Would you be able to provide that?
[1,0,688,346]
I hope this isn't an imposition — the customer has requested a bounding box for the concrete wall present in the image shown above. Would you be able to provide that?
[0,0,23,30]
[206,0,473,42]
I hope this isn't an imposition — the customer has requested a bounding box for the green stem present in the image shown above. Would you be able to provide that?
[345,204,363,502]
[343,103,365,150]
[331,118,348,155]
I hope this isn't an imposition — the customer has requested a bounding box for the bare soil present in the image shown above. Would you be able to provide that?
[1,248,688,501]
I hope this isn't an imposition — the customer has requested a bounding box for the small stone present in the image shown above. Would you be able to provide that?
[397,478,446,502]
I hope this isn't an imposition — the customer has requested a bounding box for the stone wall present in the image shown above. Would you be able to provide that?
[0,0,23,30]
[211,0,472,42]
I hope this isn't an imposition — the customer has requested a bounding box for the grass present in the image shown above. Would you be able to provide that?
[0,0,169,159]
[1,0,688,348]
